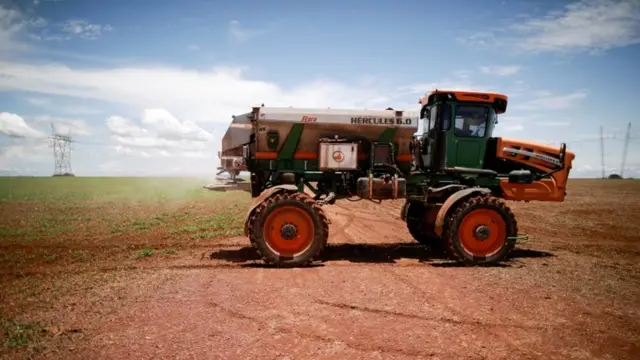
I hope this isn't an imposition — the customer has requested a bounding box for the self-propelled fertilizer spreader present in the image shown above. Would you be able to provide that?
[216,89,575,267]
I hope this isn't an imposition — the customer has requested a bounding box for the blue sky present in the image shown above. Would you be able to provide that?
[0,0,639,177]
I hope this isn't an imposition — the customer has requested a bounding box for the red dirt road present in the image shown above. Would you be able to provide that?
[3,180,640,360]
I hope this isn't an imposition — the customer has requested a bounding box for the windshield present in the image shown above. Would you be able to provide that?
[454,105,490,137]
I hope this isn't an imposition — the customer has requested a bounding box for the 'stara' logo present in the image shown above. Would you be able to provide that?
[332,150,344,162]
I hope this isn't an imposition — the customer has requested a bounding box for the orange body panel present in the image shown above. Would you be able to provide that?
[419,90,509,113]
[254,152,413,163]
[499,179,566,202]
[495,138,576,202]
[447,90,507,104]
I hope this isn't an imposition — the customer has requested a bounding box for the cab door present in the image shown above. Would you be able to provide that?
[449,106,489,169]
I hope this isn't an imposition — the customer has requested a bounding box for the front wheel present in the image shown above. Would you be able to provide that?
[247,191,329,267]
[443,195,518,265]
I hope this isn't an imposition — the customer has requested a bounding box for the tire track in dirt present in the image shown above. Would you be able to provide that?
[382,267,547,359]
[324,204,356,243]
[303,201,474,358]
[327,200,412,247]
[316,200,549,358]
[208,300,438,359]
[312,298,554,331]
[308,264,547,359]
[168,203,450,358]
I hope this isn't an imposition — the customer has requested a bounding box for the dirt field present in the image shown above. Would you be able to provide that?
[1,177,639,360]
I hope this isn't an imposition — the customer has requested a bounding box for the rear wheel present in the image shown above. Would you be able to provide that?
[444,195,518,265]
[247,191,329,267]
[405,201,444,251]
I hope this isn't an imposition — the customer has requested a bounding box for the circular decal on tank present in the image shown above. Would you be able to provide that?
[332,150,345,162]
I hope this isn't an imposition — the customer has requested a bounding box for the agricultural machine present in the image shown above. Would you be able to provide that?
[217,89,575,267]
[216,121,250,181]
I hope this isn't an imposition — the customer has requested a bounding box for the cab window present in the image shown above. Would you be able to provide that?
[454,106,488,137]
[428,105,437,131]
[430,104,451,130]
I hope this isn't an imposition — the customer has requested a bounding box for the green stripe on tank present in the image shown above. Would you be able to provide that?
[277,123,303,160]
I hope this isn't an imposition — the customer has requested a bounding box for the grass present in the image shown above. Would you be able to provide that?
[0,177,254,358]
[0,177,213,203]
[0,178,251,253]
[1,319,44,349]
[136,248,154,259]
[0,177,251,246]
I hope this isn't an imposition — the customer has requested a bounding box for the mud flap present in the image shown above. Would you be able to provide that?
[243,184,299,236]
[433,187,492,237]
[400,200,410,222]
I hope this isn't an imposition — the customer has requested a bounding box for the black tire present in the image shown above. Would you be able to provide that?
[405,201,444,251]
[443,194,518,266]
[247,191,329,267]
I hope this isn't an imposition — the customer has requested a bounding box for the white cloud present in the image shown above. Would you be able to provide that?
[228,20,267,42]
[544,131,622,144]
[398,81,495,98]
[24,96,103,115]
[503,124,525,132]
[458,31,495,48]
[62,20,112,40]
[0,137,50,172]
[32,115,93,136]
[480,65,521,76]
[577,164,595,172]
[0,112,46,138]
[140,109,213,142]
[29,17,47,28]
[461,0,640,55]
[106,116,148,138]
[1,5,114,56]
[0,112,93,174]
[514,91,586,110]
[0,5,30,54]
[0,61,412,125]
[59,105,103,115]
[105,109,216,158]
[514,0,640,54]
[494,115,528,134]
[28,31,66,42]
[498,115,528,123]
[452,70,473,79]
[26,97,52,106]
[537,121,572,127]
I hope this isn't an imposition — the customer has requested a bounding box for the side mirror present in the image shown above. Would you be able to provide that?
[420,105,429,120]
[559,143,566,166]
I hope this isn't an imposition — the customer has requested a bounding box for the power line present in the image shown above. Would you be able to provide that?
[600,125,605,179]
[621,122,631,178]
[49,124,74,176]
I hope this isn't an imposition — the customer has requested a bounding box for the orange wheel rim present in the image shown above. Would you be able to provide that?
[263,206,315,256]
[459,209,506,257]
